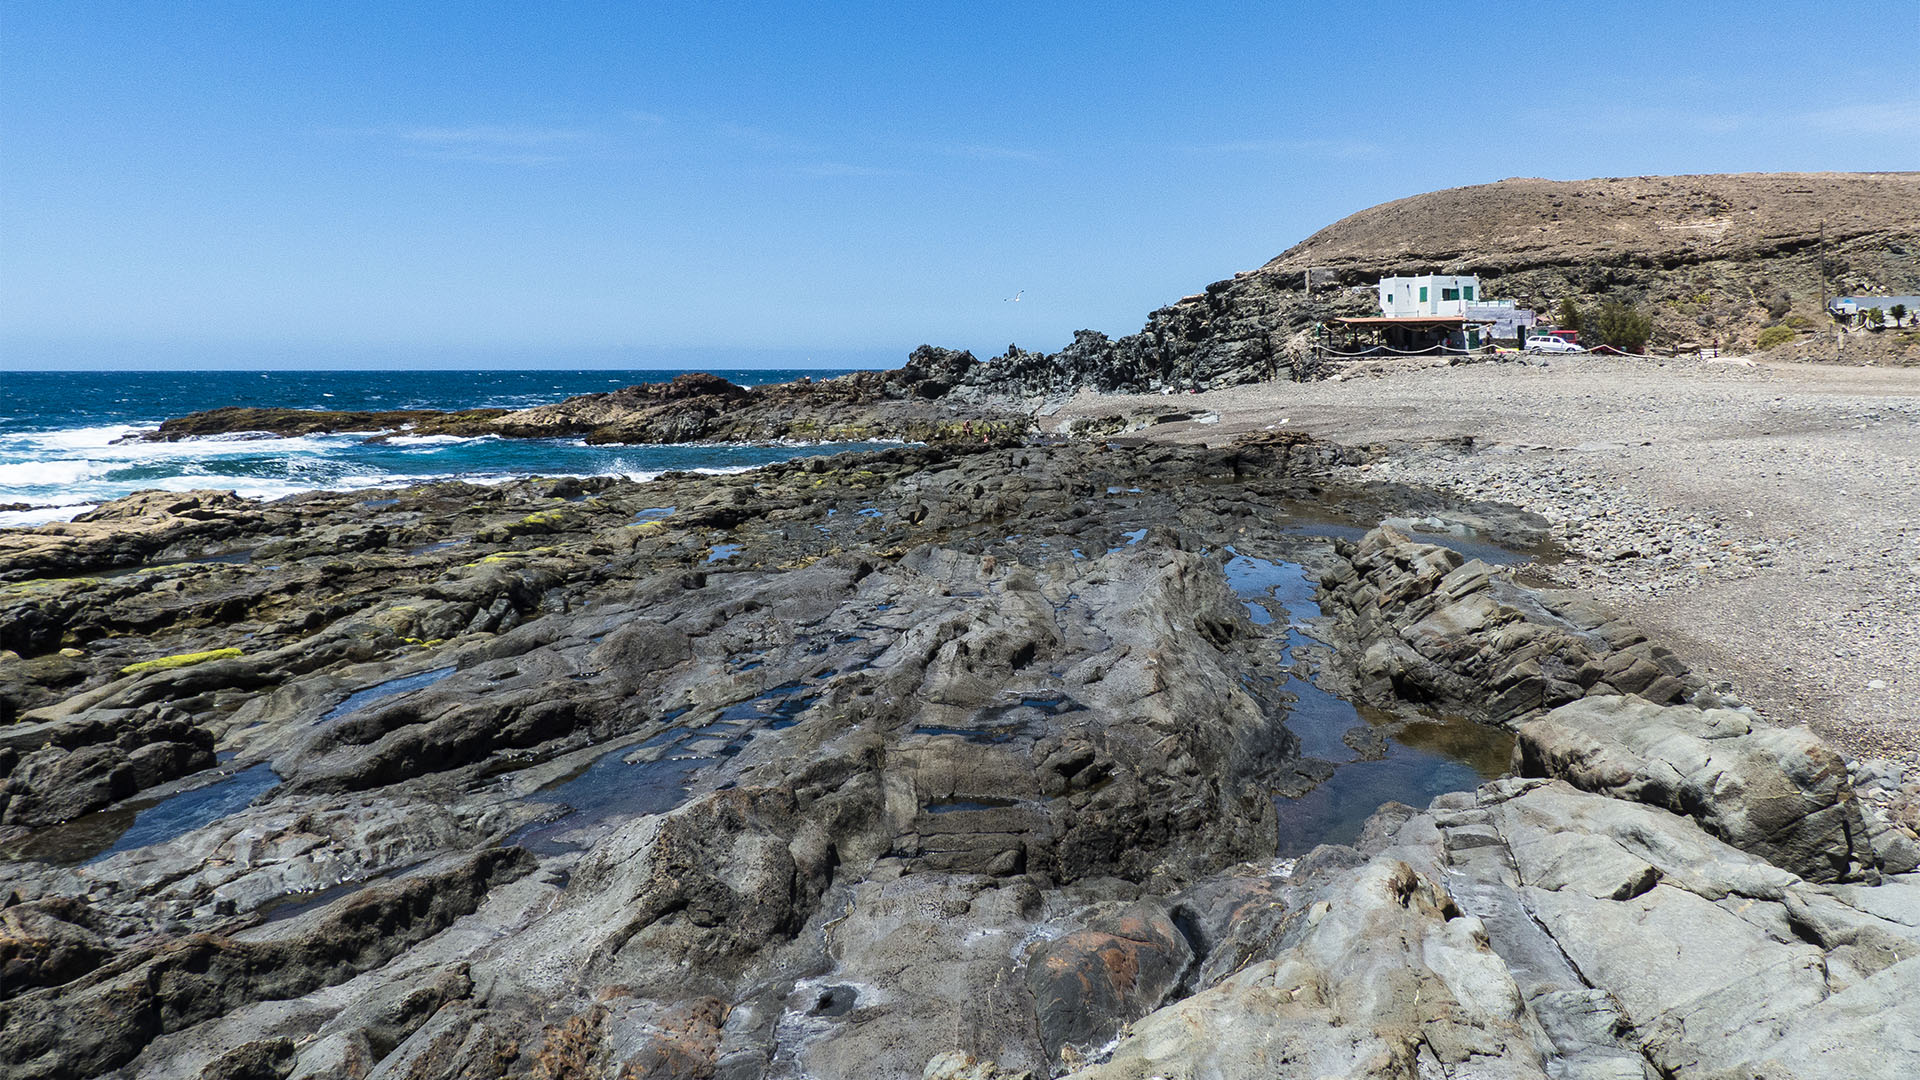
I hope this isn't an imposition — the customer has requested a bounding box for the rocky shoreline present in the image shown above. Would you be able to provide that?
[2,419,1917,1077]
[137,350,1024,448]
[1044,354,1920,768]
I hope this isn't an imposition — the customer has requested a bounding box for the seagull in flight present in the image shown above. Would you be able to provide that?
[1004,290,1024,302]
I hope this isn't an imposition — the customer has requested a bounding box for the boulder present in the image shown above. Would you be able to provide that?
[1319,528,1696,729]
[1515,696,1872,882]
[1431,779,1920,1078]
[1026,901,1193,1067]
[1061,860,1543,1079]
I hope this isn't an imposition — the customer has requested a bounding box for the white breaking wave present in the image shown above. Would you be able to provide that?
[0,504,99,528]
[615,464,760,482]
[1,420,897,531]
[4,425,353,463]
[383,433,502,447]
[17,424,145,452]
[0,459,101,487]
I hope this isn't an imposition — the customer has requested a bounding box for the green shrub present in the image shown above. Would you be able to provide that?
[1588,300,1653,351]
[1756,325,1797,350]
[1557,298,1582,332]
[1784,314,1814,330]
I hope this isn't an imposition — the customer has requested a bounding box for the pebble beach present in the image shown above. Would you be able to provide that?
[1049,354,1920,766]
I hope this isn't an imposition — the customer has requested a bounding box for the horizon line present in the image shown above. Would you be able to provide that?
[0,362,901,374]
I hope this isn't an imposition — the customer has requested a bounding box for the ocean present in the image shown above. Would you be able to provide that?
[0,369,882,528]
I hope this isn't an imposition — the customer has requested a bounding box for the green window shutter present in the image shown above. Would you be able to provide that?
[1419,287,1428,302]
[1464,285,1475,301]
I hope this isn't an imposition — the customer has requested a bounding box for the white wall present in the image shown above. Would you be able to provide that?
[1378,274,1482,317]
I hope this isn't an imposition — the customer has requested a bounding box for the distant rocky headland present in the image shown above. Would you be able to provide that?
[964,171,1920,392]
[141,351,1023,446]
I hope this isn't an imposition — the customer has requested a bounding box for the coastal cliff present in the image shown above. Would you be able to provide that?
[137,174,1920,446]
[960,171,1920,393]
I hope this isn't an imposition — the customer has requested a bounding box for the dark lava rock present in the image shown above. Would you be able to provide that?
[147,407,511,442]
[0,847,533,1080]
[4,433,1902,1078]
[0,896,111,1000]
[1026,901,1193,1067]
[139,351,1027,448]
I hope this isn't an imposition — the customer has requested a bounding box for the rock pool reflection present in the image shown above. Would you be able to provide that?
[1220,547,1516,855]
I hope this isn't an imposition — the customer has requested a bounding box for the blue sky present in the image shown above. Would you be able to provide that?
[2,1,1915,370]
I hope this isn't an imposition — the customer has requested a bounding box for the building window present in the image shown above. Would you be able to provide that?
[1386,294,1394,305]
[1442,288,1460,301]
[1419,287,1428,302]
[1463,285,1475,301]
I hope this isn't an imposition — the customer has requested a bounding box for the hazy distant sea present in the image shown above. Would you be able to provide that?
[0,369,880,527]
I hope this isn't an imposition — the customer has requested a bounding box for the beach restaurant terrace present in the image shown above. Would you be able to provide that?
[1316,314,1496,358]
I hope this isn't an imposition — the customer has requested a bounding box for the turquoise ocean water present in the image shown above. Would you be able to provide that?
[0,370,878,527]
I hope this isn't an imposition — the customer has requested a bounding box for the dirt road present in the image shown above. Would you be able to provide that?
[1048,355,1920,765]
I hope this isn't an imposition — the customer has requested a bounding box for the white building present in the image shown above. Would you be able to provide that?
[1829,295,1920,326]
[1368,273,1533,344]
[1466,301,1535,340]
[1378,274,1483,318]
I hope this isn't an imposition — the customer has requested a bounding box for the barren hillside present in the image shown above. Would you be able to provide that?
[1265,172,1917,275]
[966,172,1920,394]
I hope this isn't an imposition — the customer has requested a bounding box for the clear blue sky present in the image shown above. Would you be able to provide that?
[2,1,1915,369]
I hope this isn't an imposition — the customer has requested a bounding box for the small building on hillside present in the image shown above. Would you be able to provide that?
[1373,273,1535,342]
[1313,273,1531,357]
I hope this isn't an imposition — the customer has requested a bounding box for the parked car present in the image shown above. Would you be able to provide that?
[1524,336,1585,353]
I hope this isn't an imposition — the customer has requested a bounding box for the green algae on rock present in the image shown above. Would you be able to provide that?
[118,647,244,675]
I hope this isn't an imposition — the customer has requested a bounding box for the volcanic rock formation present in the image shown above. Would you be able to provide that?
[143,348,1016,446]
[3,438,1916,1079]
[957,172,1920,394]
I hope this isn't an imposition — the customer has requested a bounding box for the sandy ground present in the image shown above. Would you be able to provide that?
[1046,355,1920,767]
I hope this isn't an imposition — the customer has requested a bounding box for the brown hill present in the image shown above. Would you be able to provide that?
[1265,172,1918,276]
[966,172,1920,394]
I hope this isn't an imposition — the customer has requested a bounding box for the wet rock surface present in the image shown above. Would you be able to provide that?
[1313,525,1899,885]
[2,435,1914,1078]
[1065,776,1920,1080]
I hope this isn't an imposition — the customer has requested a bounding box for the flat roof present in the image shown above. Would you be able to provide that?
[1332,316,1491,326]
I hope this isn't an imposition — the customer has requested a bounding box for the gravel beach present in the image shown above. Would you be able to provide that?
[1048,355,1920,766]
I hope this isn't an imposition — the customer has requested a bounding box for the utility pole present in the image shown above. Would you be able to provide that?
[1818,220,1840,361]
[1304,267,1333,375]
[1818,220,1827,316]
